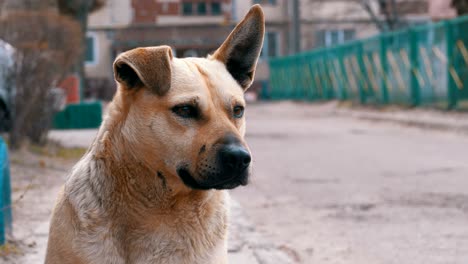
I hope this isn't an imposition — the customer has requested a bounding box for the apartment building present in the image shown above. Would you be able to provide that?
[117,0,234,58]
[86,1,132,78]
[84,0,440,99]
[234,0,290,93]
[301,0,432,50]
[85,0,291,98]
[429,0,457,20]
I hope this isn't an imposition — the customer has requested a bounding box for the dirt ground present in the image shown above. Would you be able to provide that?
[1,148,77,263]
[2,101,468,264]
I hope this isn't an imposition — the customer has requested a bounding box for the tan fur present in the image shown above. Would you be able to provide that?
[212,6,265,89]
[45,5,264,264]
[114,46,173,95]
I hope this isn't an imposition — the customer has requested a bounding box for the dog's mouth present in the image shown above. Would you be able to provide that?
[177,167,248,190]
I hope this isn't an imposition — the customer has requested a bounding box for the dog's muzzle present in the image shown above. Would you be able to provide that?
[177,142,251,190]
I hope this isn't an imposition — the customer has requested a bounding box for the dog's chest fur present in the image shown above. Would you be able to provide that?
[65,155,229,264]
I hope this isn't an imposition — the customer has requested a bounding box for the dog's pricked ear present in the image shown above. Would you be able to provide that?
[113,46,173,95]
[212,5,265,90]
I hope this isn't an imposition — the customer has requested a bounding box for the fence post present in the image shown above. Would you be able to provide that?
[307,61,314,100]
[289,58,296,99]
[0,137,12,245]
[274,58,288,100]
[410,29,421,106]
[319,61,326,100]
[281,59,287,99]
[323,54,332,99]
[357,42,367,104]
[338,48,348,100]
[284,59,291,99]
[380,35,390,104]
[305,55,314,101]
[298,57,305,100]
[298,56,305,100]
[446,21,458,109]
[268,60,276,100]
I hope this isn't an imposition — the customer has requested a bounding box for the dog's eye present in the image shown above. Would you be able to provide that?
[233,106,244,118]
[172,105,198,119]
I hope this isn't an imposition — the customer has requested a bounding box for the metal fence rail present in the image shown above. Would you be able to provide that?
[0,137,12,245]
[269,16,468,109]
[53,102,103,129]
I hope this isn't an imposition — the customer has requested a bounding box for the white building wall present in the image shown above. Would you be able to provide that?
[429,0,457,20]
[86,0,132,78]
[88,0,132,28]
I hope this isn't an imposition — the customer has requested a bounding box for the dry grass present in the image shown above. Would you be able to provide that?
[28,142,86,160]
[0,243,22,258]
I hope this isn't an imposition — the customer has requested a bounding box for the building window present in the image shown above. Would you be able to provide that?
[197,2,207,15]
[316,29,355,48]
[261,31,279,59]
[85,33,97,65]
[267,32,278,58]
[211,2,222,15]
[162,3,169,13]
[183,1,222,16]
[183,49,198,58]
[182,2,193,15]
[253,0,277,5]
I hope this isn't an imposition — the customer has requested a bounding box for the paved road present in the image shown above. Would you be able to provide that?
[231,102,468,264]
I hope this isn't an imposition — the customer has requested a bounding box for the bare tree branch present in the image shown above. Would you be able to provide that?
[306,0,404,32]
[0,11,82,148]
[360,0,387,31]
[452,0,468,15]
[56,0,107,93]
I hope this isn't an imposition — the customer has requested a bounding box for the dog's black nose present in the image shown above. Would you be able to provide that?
[220,145,251,172]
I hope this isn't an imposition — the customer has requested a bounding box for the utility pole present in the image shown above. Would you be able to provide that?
[389,0,399,30]
[289,0,301,55]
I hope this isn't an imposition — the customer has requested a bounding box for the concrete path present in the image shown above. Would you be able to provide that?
[6,101,468,263]
[232,101,468,263]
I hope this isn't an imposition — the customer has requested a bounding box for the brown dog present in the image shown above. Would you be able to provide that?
[45,5,264,264]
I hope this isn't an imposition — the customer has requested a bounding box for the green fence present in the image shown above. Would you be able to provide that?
[0,137,12,245]
[53,102,102,129]
[269,16,468,109]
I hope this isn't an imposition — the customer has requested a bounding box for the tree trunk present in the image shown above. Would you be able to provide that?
[74,0,93,102]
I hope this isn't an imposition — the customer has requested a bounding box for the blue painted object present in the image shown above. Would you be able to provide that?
[0,137,12,245]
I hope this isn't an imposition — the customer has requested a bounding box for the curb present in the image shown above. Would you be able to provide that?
[333,106,468,134]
